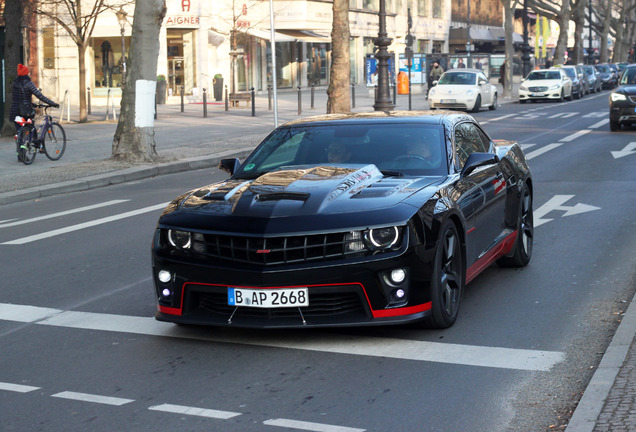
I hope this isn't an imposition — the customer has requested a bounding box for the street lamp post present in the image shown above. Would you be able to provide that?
[588,0,593,64]
[116,7,128,89]
[521,0,531,78]
[467,0,472,67]
[373,0,395,112]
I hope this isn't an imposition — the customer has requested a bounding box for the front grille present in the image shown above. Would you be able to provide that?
[528,86,548,92]
[200,232,367,266]
[195,290,367,319]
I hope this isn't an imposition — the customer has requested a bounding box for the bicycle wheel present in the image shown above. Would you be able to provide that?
[17,125,37,165]
[43,122,67,161]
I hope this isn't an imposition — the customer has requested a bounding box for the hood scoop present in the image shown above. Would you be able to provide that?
[255,192,310,202]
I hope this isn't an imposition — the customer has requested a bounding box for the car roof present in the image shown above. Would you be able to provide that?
[282,110,474,127]
[443,68,484,74]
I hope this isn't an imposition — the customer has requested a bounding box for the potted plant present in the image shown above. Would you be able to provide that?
[156,75,167,104]
[213,73,224,101]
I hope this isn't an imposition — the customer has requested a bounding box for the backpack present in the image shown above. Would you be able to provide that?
[17,80,35,119]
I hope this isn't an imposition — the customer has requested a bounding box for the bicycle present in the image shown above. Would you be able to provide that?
[16,103,66,165]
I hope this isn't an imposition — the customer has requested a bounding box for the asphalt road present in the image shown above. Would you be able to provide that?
[1,93,635,431]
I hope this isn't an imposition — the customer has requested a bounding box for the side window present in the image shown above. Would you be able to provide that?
[454,122,490,168]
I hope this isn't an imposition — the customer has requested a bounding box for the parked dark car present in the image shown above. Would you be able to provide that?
[151,111,533,329]
[582,65,602,93]
[594,64,618,89]
[555,65,585,99]
[609,65,636,131]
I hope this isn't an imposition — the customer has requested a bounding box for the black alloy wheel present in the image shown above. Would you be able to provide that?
[498,184,533,268]
[425,220,464,329]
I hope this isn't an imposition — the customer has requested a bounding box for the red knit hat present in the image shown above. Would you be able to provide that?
[17,64,29,76]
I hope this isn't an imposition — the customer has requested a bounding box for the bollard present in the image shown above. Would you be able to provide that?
[392,82,397,105]
[351,83,356,109]
[251,87,256,117]
[311,84,315,109]
[225,85,229,111]
[87,87,91,115]
[268,83,272,110]
[154,92,157,120]
[180,85,184,112]
[297,86,302,115]
[203,88,208,118]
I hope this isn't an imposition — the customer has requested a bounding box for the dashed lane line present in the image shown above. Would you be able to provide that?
[0,303,564,372]
[0,382,40,393]
[264,418,366,432]
[525,143,563,160]
[148,403,242,419]
[1,202,167,245]
[51,391,134,406]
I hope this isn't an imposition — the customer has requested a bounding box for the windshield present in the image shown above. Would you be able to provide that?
[620,68,636,85]
[527,71,561,80]
[438,72,477,85]
[232,123,449,179]
[595,65,610,73]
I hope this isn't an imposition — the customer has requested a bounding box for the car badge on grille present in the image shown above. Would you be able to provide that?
[256,249,271,254]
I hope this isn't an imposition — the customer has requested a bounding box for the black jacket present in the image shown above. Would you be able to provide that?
[10,76,57,119]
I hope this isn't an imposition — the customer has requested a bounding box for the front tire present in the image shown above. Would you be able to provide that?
[18,126,37,165]
[498,184,533,268]
[489,93,498,110]
[609,119,620,131]
[425,220,465,329]
[43,122,67,161]
[471,95,482,113]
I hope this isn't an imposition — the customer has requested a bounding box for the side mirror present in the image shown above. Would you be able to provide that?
[460,152,499,177]
[219,158,241,175]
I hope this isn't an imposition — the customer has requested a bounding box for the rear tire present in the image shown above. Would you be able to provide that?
[489,93,498,110]
[43,122,67,161]
[17,126,37,165]
[498,184,533,268]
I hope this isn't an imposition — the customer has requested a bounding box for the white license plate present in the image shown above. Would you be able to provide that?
[440,99,456,103]
[228,287,308,308]
[531,93,545,97]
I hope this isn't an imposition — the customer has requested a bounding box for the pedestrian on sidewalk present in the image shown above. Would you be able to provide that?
[10,64,59,133]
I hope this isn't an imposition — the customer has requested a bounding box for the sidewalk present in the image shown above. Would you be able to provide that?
[1,81,634,431]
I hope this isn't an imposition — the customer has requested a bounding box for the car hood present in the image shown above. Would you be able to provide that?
[615,85,636,94]
[523,79,561,87]
[159,164,442,232]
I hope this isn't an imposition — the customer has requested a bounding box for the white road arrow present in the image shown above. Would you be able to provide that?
[611,142,636,159]
[534,195,601,227]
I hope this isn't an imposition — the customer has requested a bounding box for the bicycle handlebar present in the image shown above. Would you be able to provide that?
[32,103,57,109]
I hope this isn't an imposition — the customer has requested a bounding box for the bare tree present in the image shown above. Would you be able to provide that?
[33,0,133,123]
[111,0,166,162]
[500,0,520,98]
[1,0,24,136]
[327,0,350,113]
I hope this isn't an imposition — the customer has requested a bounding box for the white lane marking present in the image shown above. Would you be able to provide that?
[0,303,564,372]
[548,112,578,119]
[534,195,601,227]
[612,142,636,159]
[148,403,241,419]
[264,418,365,432]
[589,119,609,129]
[0,382,40,393]
[560,129,591,142]
[520,144,536,150]
[0,200,130,229]
[1,202,167,245]
[51,391,134,406]
[582,111,607,118]
[525,143,562,160]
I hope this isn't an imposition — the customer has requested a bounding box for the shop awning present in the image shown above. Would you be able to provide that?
[277,30,331,43]
[489,28,524,44]
[449,27,498,45]
[236,27,297,42]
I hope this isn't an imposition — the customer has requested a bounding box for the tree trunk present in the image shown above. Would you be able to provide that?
[111,0,167,162]
[78,43,88,122]
[1,0,23,136]
[553,6,570,65]
[501,0,517,98]
[327,0,350,113]
[571,0,587,65]
[599,0,613,62]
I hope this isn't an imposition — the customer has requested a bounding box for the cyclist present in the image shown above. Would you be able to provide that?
[11,64,59,158]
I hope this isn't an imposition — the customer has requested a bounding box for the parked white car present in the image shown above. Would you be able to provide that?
[428,69,498,112]
[519,69,573,103]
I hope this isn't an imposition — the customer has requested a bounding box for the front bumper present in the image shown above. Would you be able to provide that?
[518,88,563,101]
[610,103,636,125]
[152,242,437,328]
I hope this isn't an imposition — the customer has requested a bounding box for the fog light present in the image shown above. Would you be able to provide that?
[161,288,172,297]
[158,270,172,283]
[390,268,406,284]
[394,289,406,299]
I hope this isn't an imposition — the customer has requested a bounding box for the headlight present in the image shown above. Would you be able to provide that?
[365,227,400,250]
[549,84,561,90]
[429,88,437,96]
[168,229,191,249]
[465,89,475,96]
[611,92,627,102]
[519,85,528,91]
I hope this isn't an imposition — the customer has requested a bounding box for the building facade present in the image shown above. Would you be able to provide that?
[24,0,520,107]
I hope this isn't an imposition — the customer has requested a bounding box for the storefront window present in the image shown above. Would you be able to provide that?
[417,0,428,16]
[167,29,197,95]
[92,37,128,90]
[308,43,329,86]
[276,42,293,88]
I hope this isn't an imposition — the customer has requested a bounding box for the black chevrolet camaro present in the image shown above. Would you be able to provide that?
[152,111,533,329]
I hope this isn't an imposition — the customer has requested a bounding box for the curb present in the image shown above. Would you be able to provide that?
[0,147,253,206]
[564,289,636,431]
